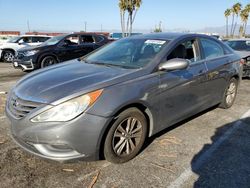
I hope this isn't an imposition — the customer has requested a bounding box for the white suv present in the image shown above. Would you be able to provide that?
[0,35,51,62]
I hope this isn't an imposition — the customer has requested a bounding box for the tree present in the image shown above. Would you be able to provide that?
[118,0,142,37]
[224,9,231,37]
[231,2,242,37]
[154,21,162,33]
[240,9,249,37]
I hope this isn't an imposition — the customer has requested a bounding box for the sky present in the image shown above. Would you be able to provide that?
[0,0,249,33]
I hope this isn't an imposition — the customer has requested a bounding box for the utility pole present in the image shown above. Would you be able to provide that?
[84,22,87,32]
[27,20,30,32]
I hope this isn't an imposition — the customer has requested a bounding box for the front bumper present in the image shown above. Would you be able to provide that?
[6,101,111,162]
[13,59,35,71]
[13,53,38,71]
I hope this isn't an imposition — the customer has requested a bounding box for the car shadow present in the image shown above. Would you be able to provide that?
[191,117,250,187]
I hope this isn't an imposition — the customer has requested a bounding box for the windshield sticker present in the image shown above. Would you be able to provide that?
[145,40,166,45]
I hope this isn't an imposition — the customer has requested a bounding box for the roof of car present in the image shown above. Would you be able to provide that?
[227,38,250,41]
[129,32,212,40]
[21,35,52,37]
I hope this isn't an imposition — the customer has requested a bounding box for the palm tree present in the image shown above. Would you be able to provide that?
[231,3,242,37]
[224,9,231,37]
[240,9,249,37]
[127,0,142,36]
[244,4,250,35]
[119,0,142,37]
[119,0,127,37]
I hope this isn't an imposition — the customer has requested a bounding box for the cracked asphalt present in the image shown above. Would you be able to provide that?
[0,63,250,188]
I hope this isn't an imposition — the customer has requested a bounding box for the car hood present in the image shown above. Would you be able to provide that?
[13,60,139,104]
[235,50,250,58]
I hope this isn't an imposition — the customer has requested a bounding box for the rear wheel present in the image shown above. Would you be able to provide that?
[40,56,57,68]
[2,50,15,62]
[104,108,147,163]
[220,78,238,109]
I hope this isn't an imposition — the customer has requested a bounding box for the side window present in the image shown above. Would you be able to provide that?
[64,35,79,46]
[19,37,32,43]
[167,39,200,63]
[39,37,50,42]
[32,37,41,43]
[200,38,224,59]
[94,35,104,43]
[81,35,95,44]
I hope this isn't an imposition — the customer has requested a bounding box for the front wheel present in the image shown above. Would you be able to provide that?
[2,50,15,62]
[104,108,147,163]
[220,78,238,109]
[40,56,57,68]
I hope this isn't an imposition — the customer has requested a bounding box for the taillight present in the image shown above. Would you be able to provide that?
[240,59,246,65]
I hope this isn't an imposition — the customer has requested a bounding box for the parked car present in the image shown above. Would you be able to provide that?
[226,39,250,77]
[0,35,51,62]
[6,33,242,163]
[13,33,110,71]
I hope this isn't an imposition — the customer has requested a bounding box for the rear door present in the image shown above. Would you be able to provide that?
[157,38,208,129]
[79,35,96,56]
[199,38,229,104]
[56,34,81,61]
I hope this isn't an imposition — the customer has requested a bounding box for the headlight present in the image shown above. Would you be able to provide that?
[23,50,39,56]
[31,89,103,122]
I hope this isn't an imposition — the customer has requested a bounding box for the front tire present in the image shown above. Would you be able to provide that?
[220,78,238,109]
[2,50,15,62]
[104,108,147,163]
[40,56,57,68]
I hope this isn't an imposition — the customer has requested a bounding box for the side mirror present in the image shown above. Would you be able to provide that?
[18,41,24,45]
[159,58,190,71]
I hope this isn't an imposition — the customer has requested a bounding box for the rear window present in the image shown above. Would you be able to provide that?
[226,40,250,51]
[32,37,49,43]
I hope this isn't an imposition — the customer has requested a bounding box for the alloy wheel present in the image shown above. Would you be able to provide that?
[3,52,14,62]
[225,82,236,105]
[112,117,143,156]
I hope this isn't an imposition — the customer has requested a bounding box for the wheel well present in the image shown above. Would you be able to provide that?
[1,48,15,56]
[98,103,153,160]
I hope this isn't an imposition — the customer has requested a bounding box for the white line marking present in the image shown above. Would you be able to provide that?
[168,109,250,188]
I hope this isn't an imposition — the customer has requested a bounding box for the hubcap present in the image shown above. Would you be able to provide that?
[112,117,143,156]
[226,82,236,105]
[3,52,14,62]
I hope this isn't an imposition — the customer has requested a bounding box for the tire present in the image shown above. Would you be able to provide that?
[219,78,238,109]
[40,56,57,68]
[104,108,147,163]
[2,50,15,63]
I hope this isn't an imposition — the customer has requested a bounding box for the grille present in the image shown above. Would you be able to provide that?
[8,93,41,119]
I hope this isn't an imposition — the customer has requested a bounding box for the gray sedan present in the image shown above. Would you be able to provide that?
[6,33,242,163]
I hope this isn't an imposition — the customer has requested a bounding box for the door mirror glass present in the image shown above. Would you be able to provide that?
[159,58,189,71]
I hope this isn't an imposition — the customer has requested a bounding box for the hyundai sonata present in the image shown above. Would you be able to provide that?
[6,33,242,163]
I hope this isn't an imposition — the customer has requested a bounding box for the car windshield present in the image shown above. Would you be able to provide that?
[84,38,169,69]
[226,40,250,51]
[40,35,66,46]
[7,36,22,43]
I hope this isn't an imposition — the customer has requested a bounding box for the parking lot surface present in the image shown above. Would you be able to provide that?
[0,63,250,188]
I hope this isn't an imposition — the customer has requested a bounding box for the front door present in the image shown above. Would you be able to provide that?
[157,38,208,130]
